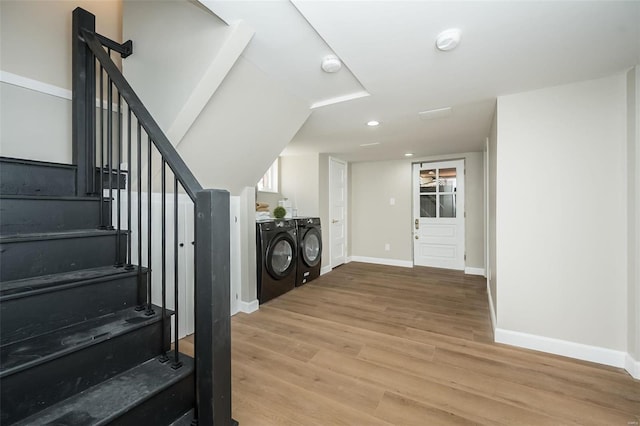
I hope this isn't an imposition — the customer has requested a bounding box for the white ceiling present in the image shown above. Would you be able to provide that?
[203,1,640,163]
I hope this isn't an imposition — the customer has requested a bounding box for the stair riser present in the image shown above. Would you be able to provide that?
[0,317,171,425]
[0,233,127,281]
[112,373,195,426]
[0,159,76,197]
[0,273,144,346]
[0,198,105,234]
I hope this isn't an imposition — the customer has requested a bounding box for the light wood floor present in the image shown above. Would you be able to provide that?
[183,262,639,425]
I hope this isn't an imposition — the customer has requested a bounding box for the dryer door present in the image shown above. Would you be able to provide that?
[266,233,297,279]
[301,227,322,267]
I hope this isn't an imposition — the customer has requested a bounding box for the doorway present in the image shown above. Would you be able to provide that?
[329,157,347,268]
[412,159,465,270]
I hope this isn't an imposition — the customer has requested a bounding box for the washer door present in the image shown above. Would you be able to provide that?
[266,233,296,279]
[301,228,322,267]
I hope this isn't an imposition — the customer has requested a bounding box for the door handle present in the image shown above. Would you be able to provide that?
[414,219,419,230]
[332,219,339,224]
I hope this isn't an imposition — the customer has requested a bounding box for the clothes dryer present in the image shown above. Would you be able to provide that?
[294,217,322,286]
[256,219,297,304]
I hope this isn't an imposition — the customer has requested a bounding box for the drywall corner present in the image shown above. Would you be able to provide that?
[239,186,257,303]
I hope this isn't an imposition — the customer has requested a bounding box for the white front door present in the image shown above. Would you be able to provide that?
[413,160,465,270]
[329,157,347,268]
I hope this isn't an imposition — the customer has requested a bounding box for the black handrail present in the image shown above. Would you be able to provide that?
[72,7,233,426]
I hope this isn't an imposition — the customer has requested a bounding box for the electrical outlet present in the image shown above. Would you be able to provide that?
[384,243,390,251]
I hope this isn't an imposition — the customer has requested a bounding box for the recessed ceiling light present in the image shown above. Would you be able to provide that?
[367,120,380,127]
[360,142,380,147]
[436,28,461,51]
[321,55,342,73]
[404,153,414,157]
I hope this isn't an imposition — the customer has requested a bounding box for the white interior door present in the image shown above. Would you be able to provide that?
[329,157,347,268]
[413,160,465,270]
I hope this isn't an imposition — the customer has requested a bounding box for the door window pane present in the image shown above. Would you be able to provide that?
[439,194,456,218]
[420,195,436,217]
[438,168,457,193]
[420,170,437,193]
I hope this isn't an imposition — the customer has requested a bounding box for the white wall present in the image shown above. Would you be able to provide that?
[0,0,122,163]
[349,152,485,268]
[281,154,320,218]
[122,0,228,132]
[488,110,498,317]
[176,56,310,195]
[350,160,412,261]
[1,0,122,89]
[627,66,640,372]
[239,186,257,305]
[0,82,72,163]
[123,0,310,196]
[496,73,628,353]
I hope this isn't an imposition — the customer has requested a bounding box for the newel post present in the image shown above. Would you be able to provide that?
[72,7,96,196]
[194,189,234,425]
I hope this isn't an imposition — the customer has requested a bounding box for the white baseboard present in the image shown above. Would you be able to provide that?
[486,282,497,332]
[625,353,640,380]
[465,267,485,276]
[238,299,259,314]
[320,265,332,275]
[1,70,72,100]
[495,328,627,370]
[345,256,352,263]
[350,256,413,268]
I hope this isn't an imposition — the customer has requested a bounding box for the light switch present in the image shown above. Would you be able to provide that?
[389,197,395,206]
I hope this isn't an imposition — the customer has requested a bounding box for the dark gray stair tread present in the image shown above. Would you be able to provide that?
[0,194,100,201]
[0,229,120,243]
[0,157,76,169]
[169,409,195,426]
[13,355,194,426]
[0,265,142,299]
[0,305,167,377]
[169,411,238,426]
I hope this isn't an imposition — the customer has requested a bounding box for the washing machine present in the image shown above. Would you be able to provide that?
[294,217,322,286]
[256,219,298,304]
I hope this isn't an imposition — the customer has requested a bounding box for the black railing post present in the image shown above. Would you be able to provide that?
[194,189,232,426]
[72,8,96,196]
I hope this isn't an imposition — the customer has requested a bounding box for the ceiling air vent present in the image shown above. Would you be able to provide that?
[418,107,452,120]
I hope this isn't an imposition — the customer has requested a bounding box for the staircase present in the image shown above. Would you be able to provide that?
[0,158,194,425]
[0,7,234,426]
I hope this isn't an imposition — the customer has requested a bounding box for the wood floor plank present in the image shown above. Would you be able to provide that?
[232,320,319,362]
[233,361,393,426]
[233,308,363,356]
[374,392,478,426]
[433,346,640,415]
[357,345,634,425]
[310,348,563,425]
[180,262,639,425]
[233,338,384,413]
[260,305,436,362]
